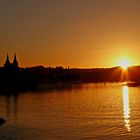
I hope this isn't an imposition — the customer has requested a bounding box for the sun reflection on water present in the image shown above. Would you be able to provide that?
[122,86,131,132]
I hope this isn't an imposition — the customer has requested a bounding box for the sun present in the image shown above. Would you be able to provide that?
[119,59,130,70]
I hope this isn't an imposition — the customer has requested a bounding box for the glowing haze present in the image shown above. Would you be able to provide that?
[0,0,140,68]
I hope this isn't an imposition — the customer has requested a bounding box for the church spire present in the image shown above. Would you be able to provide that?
[12,54,19,68]
[4,54,10,67]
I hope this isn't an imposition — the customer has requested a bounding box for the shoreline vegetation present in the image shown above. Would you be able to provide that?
[0,65,140,94]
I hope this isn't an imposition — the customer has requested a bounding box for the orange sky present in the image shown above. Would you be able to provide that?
[0,0,140,68]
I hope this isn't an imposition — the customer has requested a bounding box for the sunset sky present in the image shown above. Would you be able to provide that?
[1,0,140,68]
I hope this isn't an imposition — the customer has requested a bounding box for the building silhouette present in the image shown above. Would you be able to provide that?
[4,54,19,68]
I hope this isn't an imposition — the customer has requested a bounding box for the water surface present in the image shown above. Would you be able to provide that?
[0,83,140,140]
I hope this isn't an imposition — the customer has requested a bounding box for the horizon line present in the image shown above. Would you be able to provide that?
[1,64,140,69]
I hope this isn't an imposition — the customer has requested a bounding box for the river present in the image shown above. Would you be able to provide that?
[0,83,140,140]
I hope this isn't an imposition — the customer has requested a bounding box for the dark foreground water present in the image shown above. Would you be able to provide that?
[0,83,140,140]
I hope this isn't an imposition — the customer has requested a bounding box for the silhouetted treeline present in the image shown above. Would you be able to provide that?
[0,67,36,93]
[0,65,140,93]
[20,65,140,84]
[128,66,140,81]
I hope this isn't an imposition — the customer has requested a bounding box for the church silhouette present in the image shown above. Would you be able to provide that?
[0,54,37,93]
[4,54,19,68]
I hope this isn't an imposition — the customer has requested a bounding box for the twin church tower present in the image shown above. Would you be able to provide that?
[4,54,19,68]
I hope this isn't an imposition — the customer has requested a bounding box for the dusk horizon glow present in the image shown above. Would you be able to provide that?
[1,0,140,68]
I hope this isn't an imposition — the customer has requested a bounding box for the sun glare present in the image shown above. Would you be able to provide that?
[119,59,130,70]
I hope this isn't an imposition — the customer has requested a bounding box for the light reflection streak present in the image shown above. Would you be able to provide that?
[122,86,131,132]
